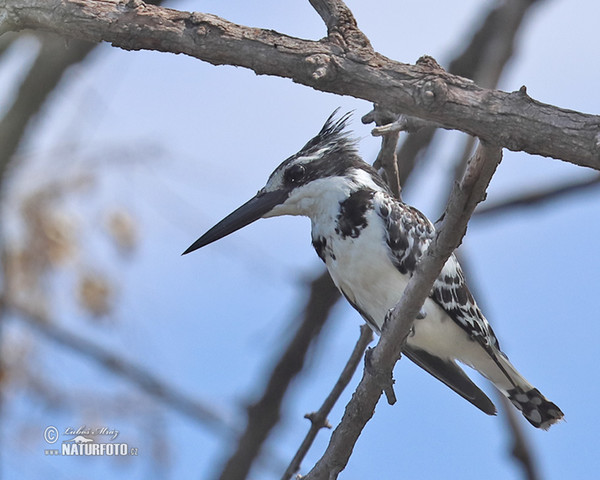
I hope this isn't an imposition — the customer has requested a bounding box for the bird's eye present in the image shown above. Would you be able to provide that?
[286,164,306,184]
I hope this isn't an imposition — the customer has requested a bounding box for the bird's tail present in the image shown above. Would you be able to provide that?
[482,351,564,430]
[505,386,564,430]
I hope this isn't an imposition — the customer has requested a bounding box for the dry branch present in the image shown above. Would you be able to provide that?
[307,0,371,51]
[304,141,502,479]
[2,0,599,169]
[396,0,547,186]
[282,324,373,480]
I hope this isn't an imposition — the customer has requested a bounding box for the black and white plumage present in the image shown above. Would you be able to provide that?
[184,112,564,429]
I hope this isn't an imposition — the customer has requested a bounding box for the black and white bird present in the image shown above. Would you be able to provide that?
[184,111,563,429]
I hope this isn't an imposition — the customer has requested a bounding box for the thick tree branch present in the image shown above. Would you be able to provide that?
[304,141,502,479]
[449,0,543,88]
[2,0,599,169]
[397,0,547,186]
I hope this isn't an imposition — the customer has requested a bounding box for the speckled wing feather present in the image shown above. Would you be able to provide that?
[430,254,501,350]
[378,195,500,351]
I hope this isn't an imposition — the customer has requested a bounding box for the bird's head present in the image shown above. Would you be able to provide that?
[183,110,389,255]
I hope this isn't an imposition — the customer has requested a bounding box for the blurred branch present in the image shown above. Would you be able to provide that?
[474,174,600,218]
[498,393,540,480]
[449,0,543,88]
[282,324,373,480]
[305,141,502,479]
[449,0,546,187]
[0,34,95,183]
[0,30,17,55]
[3,0,599,168]
[9,303,232,435]
[0,0,165,179]
[215,272,340,480]
[454,251,540,480]
[397,0,546,187]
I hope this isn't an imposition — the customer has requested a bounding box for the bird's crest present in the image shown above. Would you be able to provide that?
[296,109,355,157]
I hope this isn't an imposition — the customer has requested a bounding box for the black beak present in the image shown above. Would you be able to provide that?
[182,189,289,255]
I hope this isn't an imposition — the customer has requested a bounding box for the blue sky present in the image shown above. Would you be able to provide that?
[3,0,600,478]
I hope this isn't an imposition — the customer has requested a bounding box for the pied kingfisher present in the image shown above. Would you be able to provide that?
[184,111,563,429]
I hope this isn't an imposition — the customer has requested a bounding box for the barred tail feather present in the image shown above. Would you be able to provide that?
[463,344,564,429]
[506,387,564,430]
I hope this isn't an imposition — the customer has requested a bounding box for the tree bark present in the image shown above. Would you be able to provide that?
[2,0,599,169]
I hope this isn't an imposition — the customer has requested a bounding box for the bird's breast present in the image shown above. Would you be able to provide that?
[313,210,409,330]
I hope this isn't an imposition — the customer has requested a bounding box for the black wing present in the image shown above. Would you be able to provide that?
[404,346,496,415]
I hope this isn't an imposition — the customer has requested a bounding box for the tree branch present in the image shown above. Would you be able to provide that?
[449,0,544,88]
[304,141,502,479]
[308,0,371,50]
[10,304,232,434]
[215,272,340,480]
[473,174,600,218]
[282,324,373,480]
[498,380,540,480]
[0,34,95,183]
[396,0,548,186]
[2,0,599,169]
[452,250,541,480]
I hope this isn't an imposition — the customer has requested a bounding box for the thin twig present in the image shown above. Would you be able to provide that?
[216,272,340,480]
[362,107,438,199]
[281,325,373,480]
[377,132,401,199]
[363,107,402,199]
[304,141,502,480]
